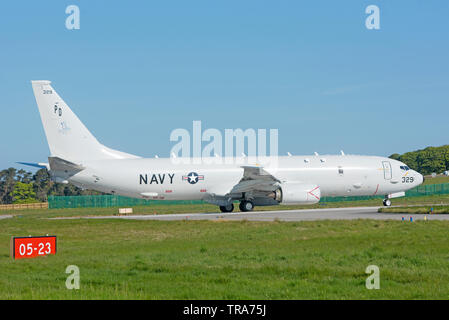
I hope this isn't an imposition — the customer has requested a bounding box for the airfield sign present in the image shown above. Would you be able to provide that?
[10,236,57,260]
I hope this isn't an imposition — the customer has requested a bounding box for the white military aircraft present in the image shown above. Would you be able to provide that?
[26,80,423,212]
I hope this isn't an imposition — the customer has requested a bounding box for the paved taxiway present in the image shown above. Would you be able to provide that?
[62,206,449,222]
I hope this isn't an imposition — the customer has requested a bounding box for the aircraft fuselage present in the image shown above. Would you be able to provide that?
[69,155,423,202]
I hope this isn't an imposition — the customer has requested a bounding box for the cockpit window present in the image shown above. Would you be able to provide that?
[400,166,410,171]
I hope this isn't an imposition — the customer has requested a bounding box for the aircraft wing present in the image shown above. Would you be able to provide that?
[203,165,281,206]
[229,166,281,194]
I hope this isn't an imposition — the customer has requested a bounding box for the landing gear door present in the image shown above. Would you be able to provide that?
[382,161,392,180]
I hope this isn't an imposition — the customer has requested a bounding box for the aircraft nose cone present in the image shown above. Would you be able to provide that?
[417,173,424,185]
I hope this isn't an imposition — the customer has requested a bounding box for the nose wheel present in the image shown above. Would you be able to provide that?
[383,199,391,207]
[219,203,234,213]
[239,200,254,212]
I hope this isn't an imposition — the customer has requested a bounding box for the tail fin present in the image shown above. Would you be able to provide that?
[31,80,140,163]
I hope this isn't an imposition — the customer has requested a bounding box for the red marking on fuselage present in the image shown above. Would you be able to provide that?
[308,186,320,200]
[373,184,379,196]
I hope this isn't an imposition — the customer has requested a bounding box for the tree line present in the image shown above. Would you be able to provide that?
[0,168,100,205]
[389,145,449,176]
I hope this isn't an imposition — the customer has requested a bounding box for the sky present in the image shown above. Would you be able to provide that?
[0,0,448,170]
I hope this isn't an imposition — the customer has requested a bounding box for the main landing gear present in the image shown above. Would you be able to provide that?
[239,200,254,212]
[219,200,256,213]
[219,203,234,213]
[383,198,392,207]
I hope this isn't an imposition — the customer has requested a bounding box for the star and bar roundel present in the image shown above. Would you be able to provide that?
[182,172,204,184]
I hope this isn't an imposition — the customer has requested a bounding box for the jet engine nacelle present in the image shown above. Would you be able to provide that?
[272,183,321,205]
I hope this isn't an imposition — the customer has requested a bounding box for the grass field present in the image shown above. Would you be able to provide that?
[423,175,449,185]
[1,207,449,299]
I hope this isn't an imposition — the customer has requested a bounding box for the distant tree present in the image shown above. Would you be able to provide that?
[437,146,449,171]
[16,169,33,183]
[12,182,37,204]
[389,153,401,160]
[0,167,102,204]
[33,169,52,202]
[417,147,445,174]
[0,168,17,204]
[390,145,449,175]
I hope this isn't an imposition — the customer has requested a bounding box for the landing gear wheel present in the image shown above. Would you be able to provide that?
[219,203,234,213]
[383,199,392,207]
[239,200,254,212]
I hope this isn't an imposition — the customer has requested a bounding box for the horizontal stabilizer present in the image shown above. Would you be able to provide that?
[17,162,49,170]
[48,157,85,173]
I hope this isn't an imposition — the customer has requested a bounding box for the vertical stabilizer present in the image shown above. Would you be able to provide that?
[31,80,139,163]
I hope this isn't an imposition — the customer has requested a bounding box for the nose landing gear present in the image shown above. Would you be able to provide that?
[383,198,392,207]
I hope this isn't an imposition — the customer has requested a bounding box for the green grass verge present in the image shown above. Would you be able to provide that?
[1,216,449,299]
[379,206,449,214]
[423,175,449,185]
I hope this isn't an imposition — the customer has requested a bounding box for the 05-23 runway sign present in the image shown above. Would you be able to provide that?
[10,236,57,260]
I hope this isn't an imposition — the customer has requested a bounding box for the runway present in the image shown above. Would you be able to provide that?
[77,206,449,222]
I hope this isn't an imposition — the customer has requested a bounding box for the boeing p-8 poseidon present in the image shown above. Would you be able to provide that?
[24,81,423,212]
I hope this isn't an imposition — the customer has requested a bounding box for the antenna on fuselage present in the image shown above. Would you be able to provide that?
[340,150,345,156]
